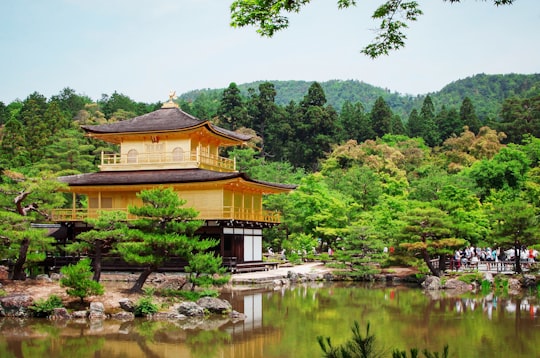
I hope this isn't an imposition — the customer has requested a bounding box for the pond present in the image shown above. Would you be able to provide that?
[0,282,539,357]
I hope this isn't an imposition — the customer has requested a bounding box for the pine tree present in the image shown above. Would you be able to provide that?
[217,82,249,130]
[419,95,441,147]
[370,96,393,138]
[117,187,215,292]
[460,97,481,134]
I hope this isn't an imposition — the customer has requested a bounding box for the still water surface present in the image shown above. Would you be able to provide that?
[0,282,539,357]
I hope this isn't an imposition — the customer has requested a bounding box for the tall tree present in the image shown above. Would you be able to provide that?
[337,101,375,143]
[460,97,481,134]
[217,82,249,130]
[19,92,49,162]
[498,94,540,144]
[0,118,29,168]
[370,96,393,138]
[289,82,337,171]
[50,87,91,119]
[436,105,463,141]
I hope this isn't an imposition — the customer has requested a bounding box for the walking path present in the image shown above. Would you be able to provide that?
[230,262,331,284]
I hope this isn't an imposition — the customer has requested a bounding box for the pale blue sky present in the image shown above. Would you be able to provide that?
[1,0,539,104]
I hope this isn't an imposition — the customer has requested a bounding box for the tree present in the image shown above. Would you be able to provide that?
[50,87,91,119]
[489,199,540,274]
[370,96,393,138]
[418,95,441,147]
[397,204,466,276]
[337,101,375,143]
[288,83,338,170]
[18,92,49,162]
[66,211,128,282]
[0,170,66,280]
[498,94,540,143]
[229,0,514,58]
[116,187,215,292]
[459,97,481,134]
[60,258,104,303]
[217,82,249,130]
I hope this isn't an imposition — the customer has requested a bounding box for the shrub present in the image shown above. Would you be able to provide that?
[60,258,104,303]
[134,296,159,317]
[30,295,64,318]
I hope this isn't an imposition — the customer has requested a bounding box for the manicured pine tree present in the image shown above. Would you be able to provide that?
[117,187,218,292]
[66,210,128,282]
[0,170,66,280]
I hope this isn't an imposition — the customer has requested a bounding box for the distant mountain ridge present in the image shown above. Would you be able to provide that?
[179,73,540,121]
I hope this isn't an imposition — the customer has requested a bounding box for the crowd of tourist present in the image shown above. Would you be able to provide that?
[452,246,537,270]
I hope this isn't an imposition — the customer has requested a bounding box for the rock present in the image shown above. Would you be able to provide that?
[229,310,246,321]
[287,271,299,282]
[151,312,186,320]
[323,273,335,281]
[196,297,232,315]
[35,274,52,282]
[0,294,34,318]
[522,274,537,288]
[157,276,188,291]
[72,310,88,319]
[422,276,441,290]
[110,311,135,321]
[0,266,9,280]
[50,308,71,320]
[177,301,204,317]
[50,273,62,281]
[89,302,107,320]
[508,278,521,294]
[443,278,473,292]
[119,298,135,312]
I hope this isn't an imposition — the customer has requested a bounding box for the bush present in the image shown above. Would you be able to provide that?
[134,296,159,317]
[30,295,64,318]
[60,258,104,303]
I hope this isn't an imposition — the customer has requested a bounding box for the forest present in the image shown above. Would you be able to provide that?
[1,72,540,277]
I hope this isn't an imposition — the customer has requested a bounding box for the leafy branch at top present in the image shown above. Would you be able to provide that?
[230,0,514,58]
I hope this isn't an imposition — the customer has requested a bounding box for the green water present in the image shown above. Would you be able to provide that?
[0,282,539,357]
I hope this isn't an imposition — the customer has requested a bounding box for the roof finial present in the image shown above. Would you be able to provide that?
[161,90,179,108]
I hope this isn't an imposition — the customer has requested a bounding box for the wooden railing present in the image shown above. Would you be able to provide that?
[100,149,236,172]
[50,207,281,223]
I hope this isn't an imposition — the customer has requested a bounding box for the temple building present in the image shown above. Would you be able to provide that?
[52,95,295,271]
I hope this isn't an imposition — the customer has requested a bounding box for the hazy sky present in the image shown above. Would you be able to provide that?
[1,0,539,104]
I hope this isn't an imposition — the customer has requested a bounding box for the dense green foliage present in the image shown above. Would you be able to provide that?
[229,1,514,58]
[29,295,63,318]
[60,258,105,303]
[1,74,540,277]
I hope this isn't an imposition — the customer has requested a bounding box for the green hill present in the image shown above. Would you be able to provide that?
[179,74,540,121]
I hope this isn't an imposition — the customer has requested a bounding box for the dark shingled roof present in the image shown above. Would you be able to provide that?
[81,107,251,141]
[58,169,297,190]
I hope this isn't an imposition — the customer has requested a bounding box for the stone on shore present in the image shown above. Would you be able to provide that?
[196,297,232,315]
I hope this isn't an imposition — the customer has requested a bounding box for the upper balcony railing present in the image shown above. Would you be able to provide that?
[99,149,236,172]
[50,207,281,224]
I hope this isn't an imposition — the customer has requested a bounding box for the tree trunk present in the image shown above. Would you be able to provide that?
[422,249,440,277]
[11,238,30,280]
[515,245,522,274]
[93,241,102,282]
[130,266,154,292]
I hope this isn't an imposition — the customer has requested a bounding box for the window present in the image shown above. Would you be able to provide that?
[172,147,184,161]
[127,149,138,163]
